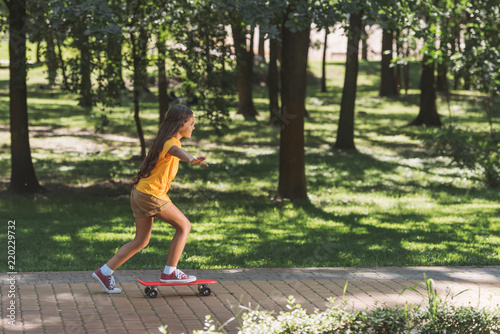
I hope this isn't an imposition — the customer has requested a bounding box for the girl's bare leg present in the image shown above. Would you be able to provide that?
[155,204,191,267]
[106,216,154,271]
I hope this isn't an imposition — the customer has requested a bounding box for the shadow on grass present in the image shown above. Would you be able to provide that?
[2,172,499,272]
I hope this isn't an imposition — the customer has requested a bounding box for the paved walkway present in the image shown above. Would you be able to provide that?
[2,267,500,334]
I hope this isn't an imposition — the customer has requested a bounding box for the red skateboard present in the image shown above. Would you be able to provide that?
[137,278,217,298]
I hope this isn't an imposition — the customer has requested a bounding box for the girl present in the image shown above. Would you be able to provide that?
[93,105,208,294]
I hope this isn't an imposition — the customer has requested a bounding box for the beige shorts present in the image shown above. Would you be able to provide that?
[130,188,173,218]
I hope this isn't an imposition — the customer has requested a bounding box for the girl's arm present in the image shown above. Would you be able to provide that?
[168,146,208,167]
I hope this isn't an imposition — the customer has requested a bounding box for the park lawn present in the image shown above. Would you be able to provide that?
[0,60,499,272]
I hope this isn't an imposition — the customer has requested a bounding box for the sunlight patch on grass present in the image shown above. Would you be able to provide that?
[81,232,133,242]
[27,97,79,106]
[52,235,72,243]
[55,253,75,261]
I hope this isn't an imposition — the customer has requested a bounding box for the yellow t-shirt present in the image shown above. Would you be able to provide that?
[135,137,181,202]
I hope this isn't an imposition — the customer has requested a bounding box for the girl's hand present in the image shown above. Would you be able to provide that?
[190,156,208,167]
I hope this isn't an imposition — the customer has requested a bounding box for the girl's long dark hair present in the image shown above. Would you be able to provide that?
[133,105,193,185]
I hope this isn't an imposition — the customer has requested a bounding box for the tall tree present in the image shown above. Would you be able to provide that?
[103,29,126,104]
[231,21,258,119]
[379,28,398,97]
[333,0,407,149]
[149,0,173,124]
[130,28,148,160]
[156,29,169,124]
[238,0,337,201]
[360,24,369,61]
[276,1,310,201]
[74,3,93,107]
[409,54,442,126]
[321,28,329,93]
[334,8,363,150]
[125,0,151,160]
[45,29,58,86]
[258,28,266,63]
[4,0,42,193]
[28,0,59,86]
[407,0,442,126]
[268,36,280,126]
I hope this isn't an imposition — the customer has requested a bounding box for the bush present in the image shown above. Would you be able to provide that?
[158,278,500,334]
[419,304,500,334]
[421,126,500,187]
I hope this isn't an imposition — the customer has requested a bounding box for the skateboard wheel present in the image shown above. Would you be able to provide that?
[145,287,152,294]
[200,287,211,296]
[198,284,206,293]
[148,289,158,298]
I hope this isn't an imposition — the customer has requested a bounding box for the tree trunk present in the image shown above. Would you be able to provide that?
[79,33,92,107]
[361,25,368,61]
[105,31,125,102]
[462,11,472,90]
[258,30,266,63]
[396,63,401,93]
[6,0,42,193]
[131,29,148,160]
[452,36,460,90]
[408,55,442,127]
[36,40,41,63]
[436,23,449,94]
[403,62,410,94]
[334,11,363,150]
[156,32,169,124]
[379,29,398,97]
[220,39,227,71]
[402,31,410,94]
[436,62,447,93]
[46,29,58,86]
[268,37,280,127]
[395,30,401,93]
[56,37,69,90]
[321,28,328,93]
[277,12,310,202]
[231,23,258,119]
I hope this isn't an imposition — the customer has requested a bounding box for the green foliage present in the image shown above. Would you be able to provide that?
[419,304,500,334]
[0,2,8,33]
[45,0,121,102]
[453,0,500,97]
[166,0,234,132]
[222,0,341,40]
[199,295,416,334]
[422,126,500,187]
[414,275,500,333]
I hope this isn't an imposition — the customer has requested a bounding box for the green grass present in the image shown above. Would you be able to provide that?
[0,60,499,272]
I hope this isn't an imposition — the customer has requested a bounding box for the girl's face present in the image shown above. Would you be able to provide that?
[178,115,195,139]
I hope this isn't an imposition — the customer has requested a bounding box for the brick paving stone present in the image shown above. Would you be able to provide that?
[332,280,373,310]
[43,326,66,333]
[2,267,500,333]
[232,281,269,310]
[266,280,317,313]
[239,281,281,312]
[283,279,330,310]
